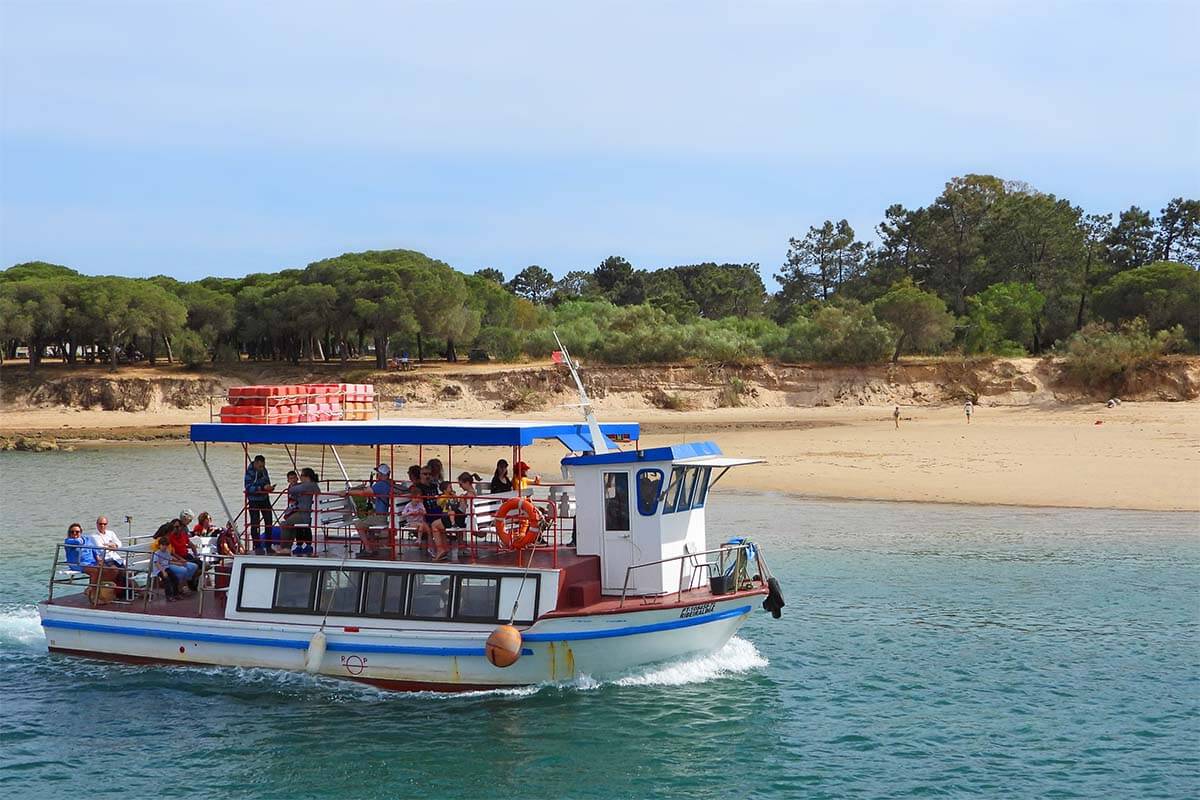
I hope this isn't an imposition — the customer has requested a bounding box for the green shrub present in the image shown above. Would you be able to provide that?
[773,301,892,363]
[1062,318,1189,388]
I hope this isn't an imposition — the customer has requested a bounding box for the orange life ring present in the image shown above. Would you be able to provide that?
[494,497,541,549]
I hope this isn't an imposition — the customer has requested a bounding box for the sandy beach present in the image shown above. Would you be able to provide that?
[3,400,1197,513]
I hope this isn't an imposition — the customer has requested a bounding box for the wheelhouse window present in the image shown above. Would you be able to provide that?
[455,576,500,620]
[664,466,685,513]
[319,569,364,615]
[363,571,408,617]
[636,469,664,516]
[681,467,701,510]
[409,573,452,619]
[274,569,317,611]
[603,472,630,531]
[693,467,712,509]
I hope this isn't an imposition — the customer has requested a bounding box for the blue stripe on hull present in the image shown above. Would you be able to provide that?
[523,605,752,642]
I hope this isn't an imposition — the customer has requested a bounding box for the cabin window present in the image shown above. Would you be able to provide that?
[409,573,452,619]
[681,467,701,510]
[664,466,686,513]
[319,569,364,615]
[274,569,317,611]
[603,472,630,531]
[362,571,408,617]
[455,576,500,620]
[693,467,713,508]
[636,469,664,516]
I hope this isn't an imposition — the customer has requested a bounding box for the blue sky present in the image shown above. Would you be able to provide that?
[1,1,1197,287]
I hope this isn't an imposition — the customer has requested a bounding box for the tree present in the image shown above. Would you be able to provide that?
[1105,206,1155,271]
[594,256,634,294]
[474,267,506,284]
[550,270,601,305]
[507,265,555,304]
[919,174,1007,314]
[670,263,766,318]
[1075,213,1113,330]
[1093,261,1200,344]
[0,278,65,371]
[873,279,956,362]
[963,282,1046,354]
[777,220,867,306]
[986,191,1085,350]
[1154,198,1200,266]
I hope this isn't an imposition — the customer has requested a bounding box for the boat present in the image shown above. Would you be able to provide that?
[38,351,784,692]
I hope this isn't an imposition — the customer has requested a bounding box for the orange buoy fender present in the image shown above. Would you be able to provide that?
[494,498,540,549]
[485,624,523,668]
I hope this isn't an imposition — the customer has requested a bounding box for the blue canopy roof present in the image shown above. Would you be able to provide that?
[562,441,720,466]
[189,419,640,449]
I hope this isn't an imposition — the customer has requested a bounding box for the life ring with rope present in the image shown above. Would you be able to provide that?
[494,497,541,549]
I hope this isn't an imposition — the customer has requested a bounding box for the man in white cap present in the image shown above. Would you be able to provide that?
[352,464,398,557]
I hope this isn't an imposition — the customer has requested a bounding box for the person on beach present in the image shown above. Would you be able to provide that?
[964,400,974,424]
[244,455,274,555]
[893,406,901,429]
[490,459,512,494]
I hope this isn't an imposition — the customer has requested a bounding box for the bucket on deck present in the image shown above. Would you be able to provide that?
[709,574,734,595]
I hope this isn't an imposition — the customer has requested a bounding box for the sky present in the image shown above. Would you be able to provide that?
[1,1,1197,287]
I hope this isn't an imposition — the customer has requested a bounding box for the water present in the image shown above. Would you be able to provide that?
[2,446,1198,799]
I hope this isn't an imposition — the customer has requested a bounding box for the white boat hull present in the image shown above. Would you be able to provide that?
[39,595,758,690]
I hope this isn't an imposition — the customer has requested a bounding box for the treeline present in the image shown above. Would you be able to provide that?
[1,175,1197,373]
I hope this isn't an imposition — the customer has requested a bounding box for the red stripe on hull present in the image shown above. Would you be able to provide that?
[47,647,519,693]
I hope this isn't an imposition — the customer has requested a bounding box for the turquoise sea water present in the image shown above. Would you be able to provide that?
[1,446,1198,799]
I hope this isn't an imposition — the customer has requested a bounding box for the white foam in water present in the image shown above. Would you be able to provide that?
[614,637,768,687]
[0,605,44,648]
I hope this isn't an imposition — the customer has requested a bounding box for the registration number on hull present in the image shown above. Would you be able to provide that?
[679,602,716,619]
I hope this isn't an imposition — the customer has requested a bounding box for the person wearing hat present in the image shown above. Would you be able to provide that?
[244,454,275,555]
[512,461,540,495]
[352,464,397,557]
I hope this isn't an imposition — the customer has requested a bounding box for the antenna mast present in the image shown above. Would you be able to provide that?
[552,331,610,455]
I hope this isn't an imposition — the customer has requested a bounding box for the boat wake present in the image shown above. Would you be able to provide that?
[0,604,43,650]
[614,636,768,687]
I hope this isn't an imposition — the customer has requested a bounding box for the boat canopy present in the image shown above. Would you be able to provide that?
[188,418,640,449]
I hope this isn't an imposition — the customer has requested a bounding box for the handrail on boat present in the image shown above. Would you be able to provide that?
[618,541,763,608]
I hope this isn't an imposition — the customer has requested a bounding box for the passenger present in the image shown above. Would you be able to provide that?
[489,459,512,494]
[354,464,397,556]
[400,487,430,534]
[414,469,451,561]
[512,461,540,494]
[79,522,131,601]
[402,464,421,493]
[169,513,202,591]
[63,523,88,571]
[151,526,197,601]
[244,455,275,555]
[192,511,215,536]
[282,467,320,556]
[90,516,126,567]
[426,457,445,487]
[215,523,243,556]
[451,471,480,534]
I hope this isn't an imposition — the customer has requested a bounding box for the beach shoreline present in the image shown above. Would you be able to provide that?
[3,401,1197,513]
